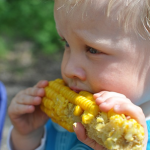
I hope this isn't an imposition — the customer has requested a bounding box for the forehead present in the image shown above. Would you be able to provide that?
[54,0,109,19]
[54,0,135,55]
[54,0,147,39]
[54,0,112,33]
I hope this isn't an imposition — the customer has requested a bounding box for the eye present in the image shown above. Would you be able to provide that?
[60,38,70,48]
[87,47,100,54]
[65,41,70,47]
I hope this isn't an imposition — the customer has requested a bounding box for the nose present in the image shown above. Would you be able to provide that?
[62,55,86,81]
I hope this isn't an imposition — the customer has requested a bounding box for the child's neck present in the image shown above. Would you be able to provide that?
[140,100,150,120]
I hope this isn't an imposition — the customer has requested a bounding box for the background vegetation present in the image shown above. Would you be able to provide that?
[0,1,64,149]
[0,0,64,85]
[0,0,63,58]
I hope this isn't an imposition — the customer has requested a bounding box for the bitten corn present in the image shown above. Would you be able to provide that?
[41,79,145,150]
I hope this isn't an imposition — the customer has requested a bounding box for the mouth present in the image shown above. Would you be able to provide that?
[70,87,82,93]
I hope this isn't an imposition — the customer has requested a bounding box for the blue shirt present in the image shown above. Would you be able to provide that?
[45,119,150,150]
[45,120,92,150]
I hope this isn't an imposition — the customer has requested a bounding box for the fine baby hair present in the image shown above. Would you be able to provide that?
[56,0,150,39]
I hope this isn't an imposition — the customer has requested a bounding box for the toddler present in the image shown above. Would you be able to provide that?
[7,0,150,149]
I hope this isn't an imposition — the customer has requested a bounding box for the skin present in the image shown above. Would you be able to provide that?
[8,81,49,150]
[8,0,150,149]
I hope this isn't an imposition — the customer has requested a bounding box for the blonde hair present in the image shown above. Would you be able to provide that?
[107,0,150,39]
[56,0,150,39]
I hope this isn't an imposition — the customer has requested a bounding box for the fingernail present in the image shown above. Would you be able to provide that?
[96,97,103,101]
[95,97,104,105]
[114,105,120,110]
[73,122,77,127]
[73,122,77,130]
[100,102,107,106]
[94,93,101,97]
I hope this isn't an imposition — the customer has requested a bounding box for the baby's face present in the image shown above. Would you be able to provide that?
[54,0,150,105]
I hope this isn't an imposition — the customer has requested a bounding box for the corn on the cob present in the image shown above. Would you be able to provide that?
[41,79,145,150]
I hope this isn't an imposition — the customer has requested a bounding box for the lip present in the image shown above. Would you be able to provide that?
[70,87,82,93]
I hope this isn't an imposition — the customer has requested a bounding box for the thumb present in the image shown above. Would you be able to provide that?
[73,122,105,150]
[73,122,87,141]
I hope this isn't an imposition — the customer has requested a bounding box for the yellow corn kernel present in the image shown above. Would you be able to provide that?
[107,108,117,118]
[41,78,145,150]
[96,117,104,123]
[74,105,83,116]
[79,91,95,101]
[47,80,99,116]
[82,113,94,124]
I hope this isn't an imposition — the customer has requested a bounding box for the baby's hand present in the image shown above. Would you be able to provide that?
[94,91,145,126]
[8,80,49,135]
[74,91,148,150]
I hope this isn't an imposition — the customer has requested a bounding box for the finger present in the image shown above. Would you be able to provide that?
[95,91,126,105]
[73,122,105,150]
[113,103,148,145]
[16,80,48,97]
[94,91,126,99]
[8,103,35,117]
[16,95,42,105]
[16,87,45,98]
[24,87,45,97]
[93,91,106,98]
[34,80,49,88]
[113,103,145,125]
[99,97,131,112]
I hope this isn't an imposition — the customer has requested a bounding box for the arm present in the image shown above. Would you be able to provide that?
[11,126,44,150]
[7,126,47,150]
[8,80,49,150]
[74,91,148,150]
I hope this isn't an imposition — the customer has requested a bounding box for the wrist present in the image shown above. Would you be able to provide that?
[11,126,44,150]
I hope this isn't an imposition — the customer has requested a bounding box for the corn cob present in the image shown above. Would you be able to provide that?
[41,79,145,150]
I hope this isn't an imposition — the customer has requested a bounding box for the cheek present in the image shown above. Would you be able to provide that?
[61,60,67,80]
[61,52,67,78]
[88,68,140,101]
[61,50,71,83]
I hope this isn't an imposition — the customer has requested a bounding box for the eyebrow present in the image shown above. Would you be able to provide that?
[77,28,132,55]
[77,29,115,52]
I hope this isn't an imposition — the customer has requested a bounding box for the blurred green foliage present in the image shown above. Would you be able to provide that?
[0,37,8,58]
[0,0,63,54]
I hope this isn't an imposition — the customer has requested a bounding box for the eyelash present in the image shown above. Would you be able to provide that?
[86,47,100,54]
[60,38,69,47]
[60,38,100,54]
